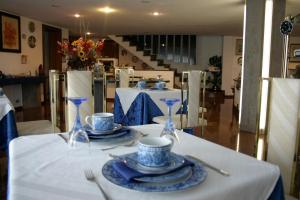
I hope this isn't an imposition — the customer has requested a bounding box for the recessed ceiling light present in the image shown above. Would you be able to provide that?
[98,6,116,14]
[74,14,80,18]
[152,12,161,16]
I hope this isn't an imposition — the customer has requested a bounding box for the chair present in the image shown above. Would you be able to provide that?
[258,78,300,197]
[17,120,60,136]
[115,68,134,88]
[152,70,207,135]
[15,71,62,136]
[66,71,93,131]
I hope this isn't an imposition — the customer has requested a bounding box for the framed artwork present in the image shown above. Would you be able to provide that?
[235,39,243,55]
[289,44,300,62]
[0,12,21,53]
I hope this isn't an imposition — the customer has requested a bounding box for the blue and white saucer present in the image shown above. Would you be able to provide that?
[84,123,122,135]
[89,129,135,143]
[102,156,207,192]
[134,166,192,183]
[123,153,185,174]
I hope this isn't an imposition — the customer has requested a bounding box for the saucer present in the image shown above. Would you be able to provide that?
[84,123,122,135]
[102,156,207,192]
[88,129,136,143]
[122,152,185,174]
[134,166,192,183]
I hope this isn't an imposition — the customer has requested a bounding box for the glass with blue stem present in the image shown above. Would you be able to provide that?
[68,97,90,149]
[160,98,180,142]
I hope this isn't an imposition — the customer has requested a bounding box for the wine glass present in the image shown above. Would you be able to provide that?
[160,98,180,142]
[68,97,90,150]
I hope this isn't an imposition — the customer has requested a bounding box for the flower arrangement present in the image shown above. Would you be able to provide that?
[57,37,105,70]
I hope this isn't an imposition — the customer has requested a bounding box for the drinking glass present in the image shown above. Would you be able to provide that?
[160,98,180,142]
[68,97,90,149]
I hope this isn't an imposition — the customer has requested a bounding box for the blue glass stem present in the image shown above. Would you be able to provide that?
[72,104,82,132]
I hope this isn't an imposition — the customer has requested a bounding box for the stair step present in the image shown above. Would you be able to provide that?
[143,50,151,56]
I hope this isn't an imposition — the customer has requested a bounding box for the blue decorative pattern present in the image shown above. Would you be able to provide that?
[102,156,207,192]
[0,110,18,152]
[114,92,163,126]
[137,144,172,167]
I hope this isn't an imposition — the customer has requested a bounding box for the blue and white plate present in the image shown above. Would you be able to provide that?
[89,129,135,143]
[149,87,169,91]
[102,157,207,192]
[134,166,192,183]
[88,130,129,139]
[84,123,122,135]
[123,153,185,174]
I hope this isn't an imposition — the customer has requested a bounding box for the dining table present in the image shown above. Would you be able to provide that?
[8,124,283,200]
[0,94,18,152]
[114,88,185,126]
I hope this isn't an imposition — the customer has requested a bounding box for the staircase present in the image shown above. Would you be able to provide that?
[108,35,181,87]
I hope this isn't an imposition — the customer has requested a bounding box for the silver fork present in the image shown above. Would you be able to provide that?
[101,140,136,151]
[84,169,110,200]
[138,131,148,137]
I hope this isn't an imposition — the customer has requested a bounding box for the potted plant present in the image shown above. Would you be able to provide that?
[207,55,222,90]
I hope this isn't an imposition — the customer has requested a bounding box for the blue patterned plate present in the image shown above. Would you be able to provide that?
[102,157,207,192]
[84,123,122,135]
[123,153,185,174]
[88,129,129,139]
[134,166,192,183]
[148,87,169,91]
[89,129,135,143]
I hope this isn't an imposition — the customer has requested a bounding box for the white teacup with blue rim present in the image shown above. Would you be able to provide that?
[85,112,114,131]
[137,80,146,89]
[155,81,166,90]
[137,137,173,167]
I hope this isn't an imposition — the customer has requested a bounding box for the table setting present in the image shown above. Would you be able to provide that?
[8,97,283,200]
[114,82,186,126]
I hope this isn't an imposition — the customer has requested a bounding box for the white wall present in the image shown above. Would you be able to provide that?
[0,13,68,75]
[222,36,242,96]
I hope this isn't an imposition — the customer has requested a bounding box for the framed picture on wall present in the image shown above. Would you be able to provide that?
[0,12,21,53]
[235,39,243,55]
[289,44,300,62]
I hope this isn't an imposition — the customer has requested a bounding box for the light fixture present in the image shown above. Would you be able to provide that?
[74,13,81,18]
[98,6,116,14]
[86,32,91,35]
[152,12,161,16]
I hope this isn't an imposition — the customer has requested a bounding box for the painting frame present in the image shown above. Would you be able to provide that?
[289,44,300,62]
[235,39,243,55]
[0,12,21,53]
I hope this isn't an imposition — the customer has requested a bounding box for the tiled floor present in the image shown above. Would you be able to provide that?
[0,94,257,200]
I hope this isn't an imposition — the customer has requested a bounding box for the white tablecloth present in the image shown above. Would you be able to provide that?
[116,88,185,116]
[0,95,14,120]
[9,124,280,200]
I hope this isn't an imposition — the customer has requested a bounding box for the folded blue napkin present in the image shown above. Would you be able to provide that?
[112,158,194,182]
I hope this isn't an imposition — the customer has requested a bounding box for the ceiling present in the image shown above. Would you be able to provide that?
[0,0,299,36]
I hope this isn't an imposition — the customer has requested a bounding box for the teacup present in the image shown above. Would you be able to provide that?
[155,81,166,90]
[137,80,146,89]
[85,112,114,131]
[137,136,173,167]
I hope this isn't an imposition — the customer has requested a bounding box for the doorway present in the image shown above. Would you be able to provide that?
[42,25,65,130]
